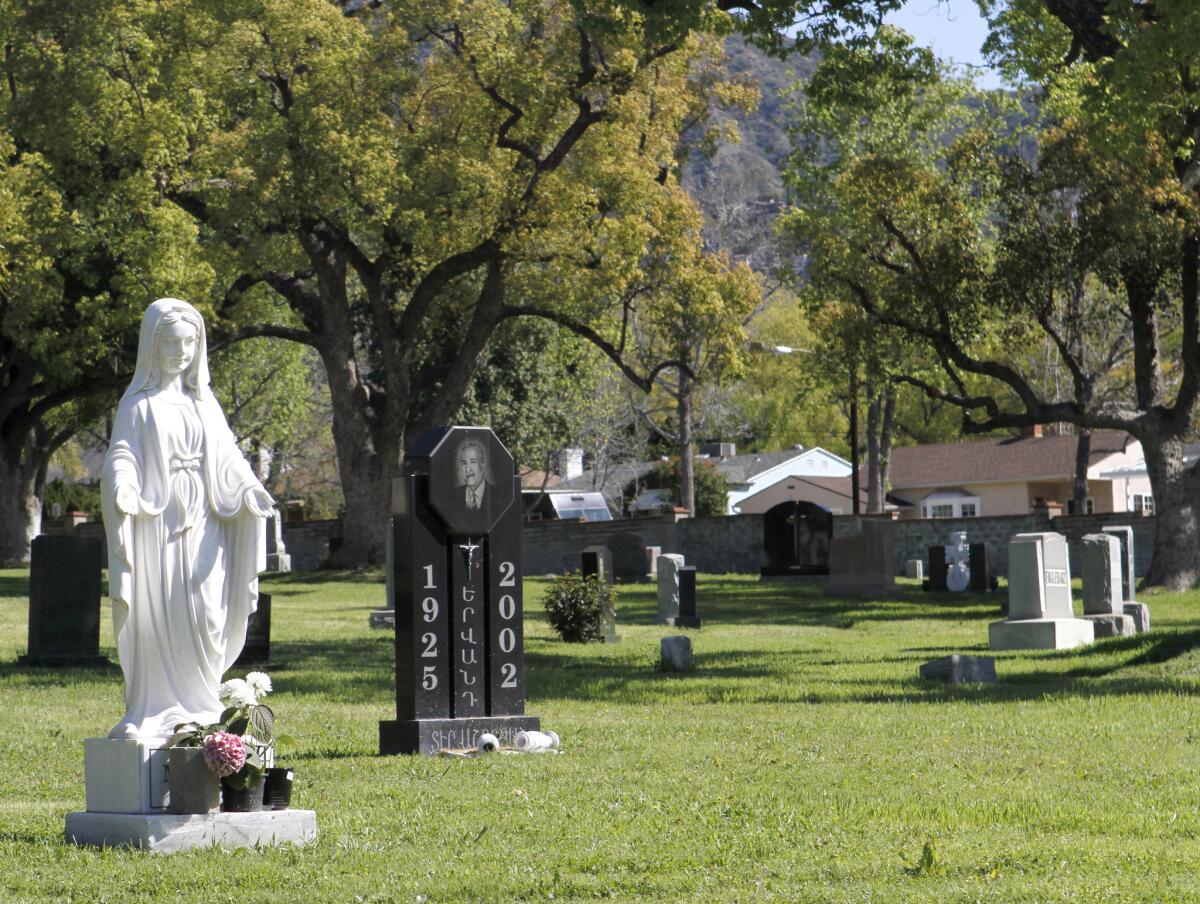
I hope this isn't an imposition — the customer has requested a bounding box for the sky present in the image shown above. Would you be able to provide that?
[884,0,1005,89]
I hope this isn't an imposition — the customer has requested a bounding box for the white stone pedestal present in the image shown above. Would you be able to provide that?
[69,738,318,852]
[65,809,318,852]
[84,737,170,813]
[989,617,1095,651]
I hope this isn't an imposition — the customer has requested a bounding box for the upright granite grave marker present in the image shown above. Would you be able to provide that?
[265,511,291,572]
[1102,525,1136,600]
[827,520,896,597]
[233,593,272,666]
[657,554,685,624]
[989,532,1093,650]
[22,534,107,665]
[1099,524,1150,631]
[609,532,648,582]
[1080,534,1135,637]
[581,546,613,583]
[673,566,701,629]
[380,426,539,755]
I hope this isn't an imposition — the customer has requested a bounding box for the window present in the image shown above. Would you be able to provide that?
[960,503,977,518]
[1133,494,1155,515]
[930,504,954,518]
[1067,497,1095,515]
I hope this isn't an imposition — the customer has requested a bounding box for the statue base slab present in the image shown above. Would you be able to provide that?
[83,737,170,814]
[380,715,539,755]
[65,809,317,852]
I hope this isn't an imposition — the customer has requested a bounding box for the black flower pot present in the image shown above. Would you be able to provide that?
[263,767,294,810]
[220,774,265,812]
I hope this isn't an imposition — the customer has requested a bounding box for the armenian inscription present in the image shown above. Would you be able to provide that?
[381,426,539,754]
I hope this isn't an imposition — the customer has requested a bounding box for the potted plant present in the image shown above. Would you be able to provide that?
[168,671,295,814]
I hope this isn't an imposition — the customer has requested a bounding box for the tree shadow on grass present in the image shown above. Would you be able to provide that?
[264,569,384,586]
[607,579,1002,631]
[0,659,120,684]
[266,637,395,703]
[0,574,30,598]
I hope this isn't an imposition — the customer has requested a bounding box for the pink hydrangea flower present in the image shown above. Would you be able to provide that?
[203,730,247,777]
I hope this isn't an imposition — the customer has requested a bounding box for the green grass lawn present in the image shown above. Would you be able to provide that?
[1,568,1199,902]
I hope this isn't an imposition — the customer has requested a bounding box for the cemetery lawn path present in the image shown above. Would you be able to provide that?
[1,567,1199,902]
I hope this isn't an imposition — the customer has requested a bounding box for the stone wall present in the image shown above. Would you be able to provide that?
[280,519,342,572]
[834,512,1155,578]
[520,514,682,576]
[257,508,1159,580]
[678,514,765,574]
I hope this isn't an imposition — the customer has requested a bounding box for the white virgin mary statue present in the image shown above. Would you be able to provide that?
[101,298,274,740]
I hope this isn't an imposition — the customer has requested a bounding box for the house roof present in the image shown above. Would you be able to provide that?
[737,475,868,507]
[554,447,812,505]
[889,430,1137,490]
[711,449,806,483]
[518,467,560,490]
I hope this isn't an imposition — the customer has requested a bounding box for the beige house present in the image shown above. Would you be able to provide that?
[889,429,1154,519]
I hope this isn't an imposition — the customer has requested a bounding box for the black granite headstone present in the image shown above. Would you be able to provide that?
[581,551,600,581]
[233,593,272,667]
[968,543,992,592]
[674,566,701,629]
[926,545,948,592]
[22,535,107,665]
[380,426,539,754]
[762,501,832,576]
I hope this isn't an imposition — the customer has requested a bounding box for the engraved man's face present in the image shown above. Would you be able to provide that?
[157,320,198,377]
[459,446,484,489]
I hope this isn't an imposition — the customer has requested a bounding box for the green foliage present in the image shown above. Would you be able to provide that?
[41,478,101,519]
[646,457,732,517]
[905,837,948,878]
[542,574,615,644]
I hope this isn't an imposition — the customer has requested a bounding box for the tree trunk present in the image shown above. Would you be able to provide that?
[319,343,395,568]
[1072,428,1091,514]
[1141,433,1200,590]
[879,385,896,510]
[849,367,860,515]
[866,380,882,513]
[678,368,695,516]
[0,440,43,565]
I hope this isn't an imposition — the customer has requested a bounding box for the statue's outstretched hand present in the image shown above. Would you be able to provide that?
[115,485,140,517]
[244,487,275,519]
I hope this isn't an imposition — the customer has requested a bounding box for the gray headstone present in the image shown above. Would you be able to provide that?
[1102,525,1136,600]
[1124,602,1151,633]
[918,654,997,684]
[659,636,693,671]
[23,534,106,665]
[656,554,685,624]
[1083,613,1135,638]
[1007,532,1073,620]
[265,511,291,572]
[905,559,924,580]
[645,546,662,578]
[581,546,613,583]
[1081,533,1123,615]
